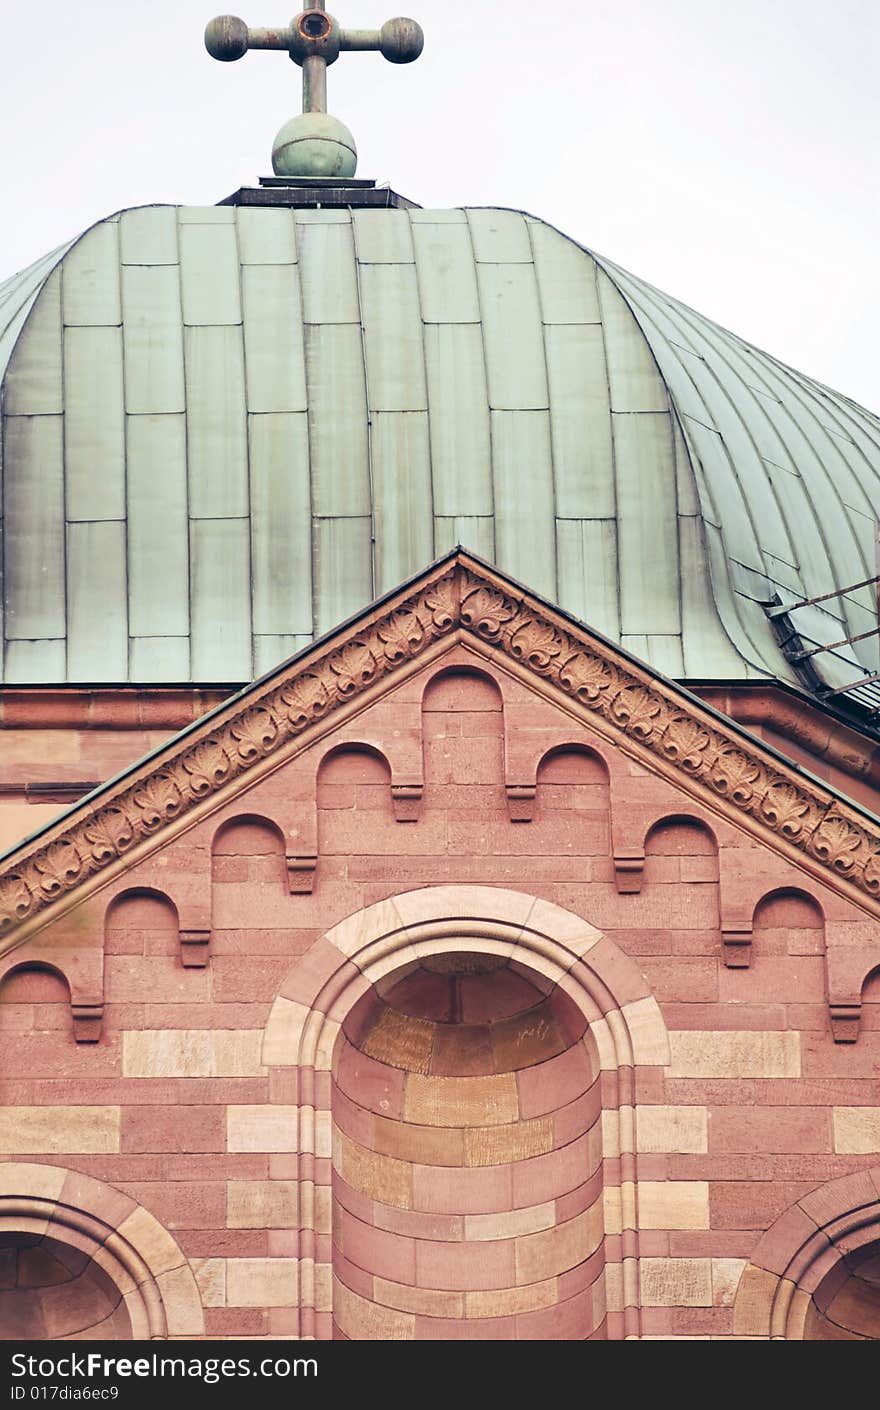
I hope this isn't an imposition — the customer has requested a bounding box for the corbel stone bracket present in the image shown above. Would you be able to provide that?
[825,947,880,1045]
[613,852,645,895]
[721,924,753,969]
[71,998,104,1044]
[286,854,318,894]
[180,929,211,969]
[391,783,422,822]
[505,784,536,823]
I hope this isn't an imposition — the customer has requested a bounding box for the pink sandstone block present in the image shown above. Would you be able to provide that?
[267,1232,298,1257]
[337,1209,416,1284]
[556,1246,605,1299]
[414,1236,516,1292]
[516,1286,593,1340]
[332,1254,375,1301]
[512,1133,595,1208]
[555,1170,604,1225]
[553,1090,602,1146]
[412,1163,514,1216]
[332,1177,375,1225]
[708,1106,833,1155]
[114,1181,226,1231]
[120,1106,225,1154]
[211,957,295,1004]
[335,1043,405,1119]
[331,1087,375,1146]
[372,1204,464,1243]
[414,1314,516,1340]
[710,1181,820,1231]
[204,1308,267,1336]
[517,1043,595,1119]
[749,1204,822,1277]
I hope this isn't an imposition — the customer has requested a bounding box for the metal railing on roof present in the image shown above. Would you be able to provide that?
[765,574,880,720]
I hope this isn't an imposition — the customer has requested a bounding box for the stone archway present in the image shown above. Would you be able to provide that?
[262,885,670,1340]
[733,1167,880,1339]
[0,1164,204,1340]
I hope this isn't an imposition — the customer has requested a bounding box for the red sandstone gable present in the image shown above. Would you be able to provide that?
[2,551,880,1340]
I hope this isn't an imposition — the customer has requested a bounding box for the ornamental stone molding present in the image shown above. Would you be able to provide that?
[3,550,880,949]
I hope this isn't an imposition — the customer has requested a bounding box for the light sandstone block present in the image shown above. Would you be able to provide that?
[523,896,602,956]
[604,1261,624,1313]
[373,1279,464,1318]
[640,1258,713,1307]
[315,1185,332,1235]
[333,1277,414,1340]
[464,1202,555,1241]
[712,1258,747,1307]
[326,897,407,959]
[515,1202,603,1284]
[226,1258,298,1307]
[622,997,670,1066]
[637,1105,708,1154]
[404,1072,519,1127]
[155,1265,206,1336]
[227,1105,298,1153]
[392,884,535,934]
[334,1131,412,1208]
[0,1107,120,1154]
[262,998,311,1066]
[123,1030,264,1077]
[833,1108,880,1154]
[667,1031,800,1079]
[191,1258,226,1306]
[601,1109,622,1158]
[465,1279,558,1318]
[314,1263,332,1314]
[0,1162,68,1200]
[464,1117,553,1166]
[732,1265,779,1337]
[117,1206,185,1276]
[227,1181,298,1228]
[638,1181,710,1230]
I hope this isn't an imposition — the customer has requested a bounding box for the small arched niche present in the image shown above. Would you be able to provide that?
[861,967,880,1030]
[0,1233,133,1340]
[644,815,719,880]
[317,747,395,869]
[317,746,393,814]
[421,668,505,795]
[0,964,70,1039]
[533,746,610,850]
[105,888,178,956]
[212,815,287,887]
[753,888,824,956]
[331,952,606,1341]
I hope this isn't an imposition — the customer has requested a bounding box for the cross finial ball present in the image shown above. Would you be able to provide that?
[205,9,424,178]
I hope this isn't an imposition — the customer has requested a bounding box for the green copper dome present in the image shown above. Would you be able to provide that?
[1,202,878,702]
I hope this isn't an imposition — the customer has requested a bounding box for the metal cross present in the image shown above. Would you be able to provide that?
[205,5,424,116]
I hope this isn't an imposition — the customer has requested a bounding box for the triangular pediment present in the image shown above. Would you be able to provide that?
[2,549,880,948]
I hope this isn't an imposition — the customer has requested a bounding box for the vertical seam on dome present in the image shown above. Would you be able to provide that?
[409,209,436,569]
[464,210,499,578]
[177,209,196,684]
[526,217,559,610]
[350,212,376,604]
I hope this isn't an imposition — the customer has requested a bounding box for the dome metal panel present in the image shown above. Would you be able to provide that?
[0,203,876,700]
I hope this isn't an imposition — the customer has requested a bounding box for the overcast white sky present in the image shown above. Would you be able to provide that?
[3,0,879,407]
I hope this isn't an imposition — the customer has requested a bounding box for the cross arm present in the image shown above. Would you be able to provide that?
[205,13,423,65]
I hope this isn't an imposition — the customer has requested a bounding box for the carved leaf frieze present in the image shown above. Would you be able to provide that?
[2,556,880,938]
